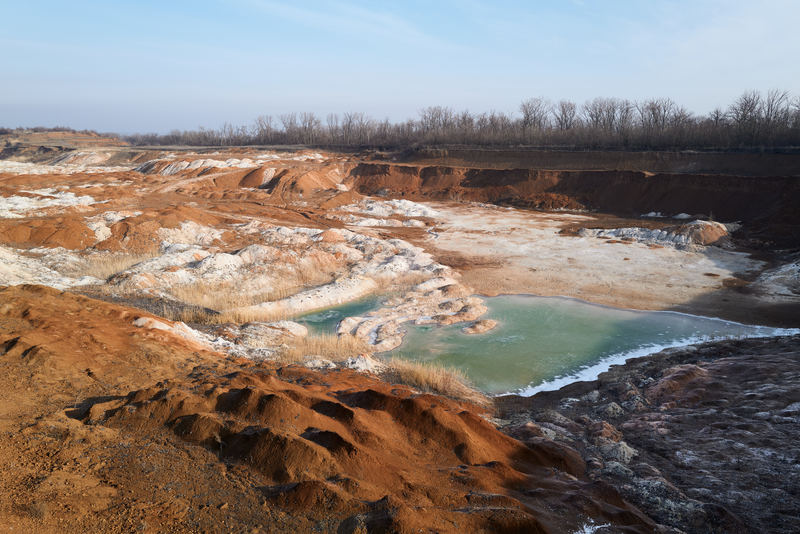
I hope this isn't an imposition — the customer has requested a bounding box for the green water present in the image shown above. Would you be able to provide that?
[294,295,385,334]
[392,295,799,395]
[291,294,798,396]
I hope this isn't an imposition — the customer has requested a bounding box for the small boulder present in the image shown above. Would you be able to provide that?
[602,402,625,418]
[599,439,638,464]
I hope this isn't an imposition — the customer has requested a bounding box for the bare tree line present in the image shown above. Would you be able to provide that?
[124,89,800,150]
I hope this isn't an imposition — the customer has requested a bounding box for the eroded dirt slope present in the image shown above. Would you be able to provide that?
[0,285,657,532]
[351,163,800,247]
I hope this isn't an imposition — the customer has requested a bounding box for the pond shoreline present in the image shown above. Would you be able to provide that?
[382,294,800,396]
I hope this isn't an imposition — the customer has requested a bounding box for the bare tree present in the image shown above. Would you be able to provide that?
[709,107,727,127]
[341,112,357,145]
[616,99,635,138]
[353,112,373,144]
[582,98,605,130]
[761,89,790,141]
[637,98,675,134]
[280,113,300,143]
[456,110,475,143]
[519,98,551,140]
[553,100,577,130]
[299,112,321,144]
[728,90,763,143]
[254,115,275,144]
[791,96,800,129]
[326,113,340,143]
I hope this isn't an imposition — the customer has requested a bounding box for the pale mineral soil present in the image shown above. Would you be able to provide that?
[418,201,798,327]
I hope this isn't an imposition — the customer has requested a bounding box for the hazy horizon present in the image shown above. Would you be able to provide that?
[2,0,798,134]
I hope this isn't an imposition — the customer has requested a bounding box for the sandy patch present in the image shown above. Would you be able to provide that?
[423,202,765,312]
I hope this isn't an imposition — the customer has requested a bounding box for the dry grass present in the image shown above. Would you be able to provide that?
[378,271,433,291]
[72,252,158,280]
[277,333,369,363]
[158,302,292,325]
[385,357,488,406]
[161,264,337,324]
[161,275,336,325]
[168,280,302,311]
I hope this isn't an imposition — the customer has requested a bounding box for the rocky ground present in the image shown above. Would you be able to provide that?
[497,335,800,533]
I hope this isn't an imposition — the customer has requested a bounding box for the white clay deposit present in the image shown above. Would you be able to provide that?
[0,188,103,218]
[578,220,730,249]
[327,199,438,227]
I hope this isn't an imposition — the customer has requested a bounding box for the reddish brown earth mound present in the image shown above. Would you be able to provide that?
[0,285,656,532]
[0,215,97,249]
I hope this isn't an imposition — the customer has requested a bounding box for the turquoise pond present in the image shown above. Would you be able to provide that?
[295,296,385,334]
[296,295,799,396]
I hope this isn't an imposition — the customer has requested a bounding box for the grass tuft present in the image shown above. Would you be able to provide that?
[72,252,158,280]
[158,302,292,325]
[277,333,369,363]
[385,357,488,406]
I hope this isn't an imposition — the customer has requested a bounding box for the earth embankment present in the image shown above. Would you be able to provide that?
[393,147,800,177]
[351,163,800,247]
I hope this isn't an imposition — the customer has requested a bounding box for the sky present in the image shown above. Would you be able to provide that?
[1,0,798,133]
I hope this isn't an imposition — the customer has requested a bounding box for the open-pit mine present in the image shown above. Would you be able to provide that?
[1,132,799,533]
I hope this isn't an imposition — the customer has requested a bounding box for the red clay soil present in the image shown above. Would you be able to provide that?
[0,215,97,249]
[0,285,657,532]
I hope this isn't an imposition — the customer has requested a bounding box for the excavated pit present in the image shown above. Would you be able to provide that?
[1,138,799,532]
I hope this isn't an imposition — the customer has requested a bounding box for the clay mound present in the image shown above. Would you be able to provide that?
[0,215,95,249]
[319,189,364,210]
[264,164,355,200]
[237,166,275,188]
[316,228,345,243]
[83,367,655,532]
[96,205,231,252]
[0,285,218,382]
[645,364,711,405]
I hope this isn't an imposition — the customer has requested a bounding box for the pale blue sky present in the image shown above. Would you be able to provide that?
[1,0,797,133]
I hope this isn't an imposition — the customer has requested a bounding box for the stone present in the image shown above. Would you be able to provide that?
[599,440,637,464]
[590,421,623,443]
[603,402,625,418]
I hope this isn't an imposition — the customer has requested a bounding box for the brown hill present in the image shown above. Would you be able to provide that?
[0,285,655,532]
